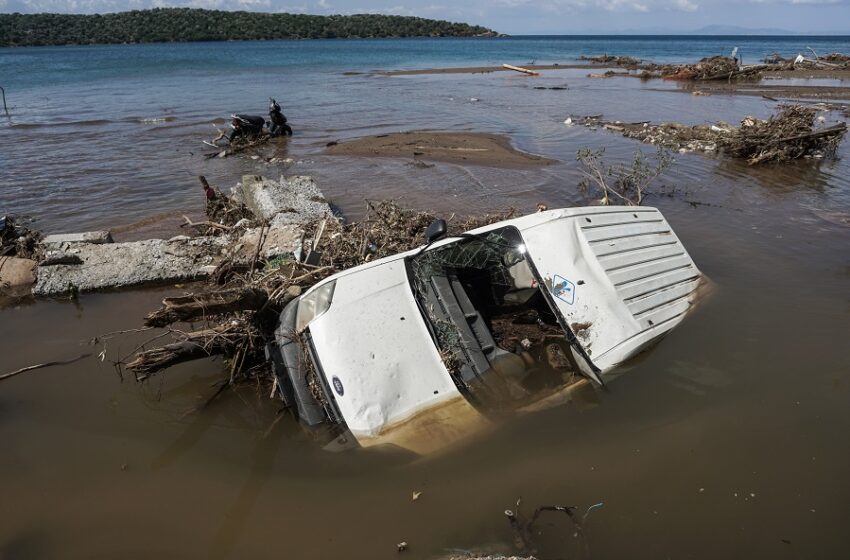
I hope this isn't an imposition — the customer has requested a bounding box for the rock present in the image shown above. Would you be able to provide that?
[33,236,231,296]
[41,230,113,246]
[241,175,332,223]
[0,256,36,290]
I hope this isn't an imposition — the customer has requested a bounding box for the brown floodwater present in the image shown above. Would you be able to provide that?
[3,60,850,559]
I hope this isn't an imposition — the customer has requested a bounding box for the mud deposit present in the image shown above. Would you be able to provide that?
[326,131,557,167]
[3,39,850,560]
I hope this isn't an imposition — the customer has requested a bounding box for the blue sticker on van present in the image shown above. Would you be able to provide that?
[552,275,576,305]
[332,376,344,396]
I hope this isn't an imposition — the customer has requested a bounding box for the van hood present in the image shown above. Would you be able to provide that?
[305,258,467,440]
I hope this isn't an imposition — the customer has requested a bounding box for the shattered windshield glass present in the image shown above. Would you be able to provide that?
[408,227,579,412]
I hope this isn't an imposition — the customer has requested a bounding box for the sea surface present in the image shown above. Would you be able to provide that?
[1,35,850,230]
[2,36,850,560]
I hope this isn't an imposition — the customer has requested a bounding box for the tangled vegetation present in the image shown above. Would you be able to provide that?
[579,105,847,165]
[577,147,673,206]
[0,8,496,47]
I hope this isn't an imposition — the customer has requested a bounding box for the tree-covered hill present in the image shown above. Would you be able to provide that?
[0,8,498,47]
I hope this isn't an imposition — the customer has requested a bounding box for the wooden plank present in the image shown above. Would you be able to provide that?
[502,63,540,76]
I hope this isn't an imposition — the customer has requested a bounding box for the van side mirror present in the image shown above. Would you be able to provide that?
[424,219,447,243]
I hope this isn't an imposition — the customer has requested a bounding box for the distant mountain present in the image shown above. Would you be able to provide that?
[567,24,848,35]
[689,25,797,35]
[0,8,498,47]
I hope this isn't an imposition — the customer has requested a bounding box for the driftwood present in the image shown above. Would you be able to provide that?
[144,287,269,327]
[126,323,247,378]
[0,353,91,383]
[502,64,539,76]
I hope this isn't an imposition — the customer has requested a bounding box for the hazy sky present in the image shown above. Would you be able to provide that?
[1,0,848,34]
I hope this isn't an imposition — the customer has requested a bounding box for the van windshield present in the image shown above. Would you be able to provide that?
[408,226,579,411]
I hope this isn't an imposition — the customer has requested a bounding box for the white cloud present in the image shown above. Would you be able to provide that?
[673,0,697,11]
[535,0,698,12]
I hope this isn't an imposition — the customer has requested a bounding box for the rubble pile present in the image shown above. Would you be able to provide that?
[580,54,641,67]
[659,56,759,81]
[821,53,850,65]
[722,105,848,164]
[760,52,850,71]
[0,215,42,260]
[578,115,725,153]
[576,51,850,82]
[580,105,847,163]
[0,216,42,297]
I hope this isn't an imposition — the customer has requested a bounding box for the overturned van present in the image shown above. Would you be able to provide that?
[267,206,703,454]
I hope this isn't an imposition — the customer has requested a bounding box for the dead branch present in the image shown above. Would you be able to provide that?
[126,324,247,378]
[1,353,91,382]
[144,287,269,328]
[180,215,231,232]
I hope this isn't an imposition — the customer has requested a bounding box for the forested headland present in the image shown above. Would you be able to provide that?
[0,8,499,47]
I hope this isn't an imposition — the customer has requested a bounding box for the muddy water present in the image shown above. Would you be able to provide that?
[3,40,850,559]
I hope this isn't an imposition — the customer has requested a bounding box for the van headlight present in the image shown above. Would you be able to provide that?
[296,281,336,332]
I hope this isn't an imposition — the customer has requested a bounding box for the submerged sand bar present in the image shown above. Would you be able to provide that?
[326,131,557,167]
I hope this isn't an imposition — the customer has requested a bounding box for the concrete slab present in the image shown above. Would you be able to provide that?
[42,231,113,246]
[241,175,332,223]
[33,236,231,296]
[233,224,302,260]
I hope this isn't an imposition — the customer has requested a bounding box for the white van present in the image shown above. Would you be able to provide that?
[268,206,703,454]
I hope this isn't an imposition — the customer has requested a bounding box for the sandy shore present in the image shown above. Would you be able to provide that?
[673,82,850,101]
[325,131,557,167]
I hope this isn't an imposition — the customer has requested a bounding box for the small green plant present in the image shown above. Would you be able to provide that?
[577,146,673,206]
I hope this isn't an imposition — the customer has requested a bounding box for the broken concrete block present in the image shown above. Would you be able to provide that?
[33,236,231,296]
[241,175,332,223]
[42,231,113,246]
[0,256,36,289]
[232,224,302,260]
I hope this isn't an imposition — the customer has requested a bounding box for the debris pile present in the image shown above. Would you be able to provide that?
[578,104,847,164]
[0,215,42,259]
[578,115,725,153]
[204,133,272,159]
[124,197,514,386]
[0,216,42,297]
[580,54,641,67]
[576,51,850,81]
[761,52,850,71]
[660,56,760,81]
[722,105,847,164]
[821,53,850,65]
[31,175,321,296]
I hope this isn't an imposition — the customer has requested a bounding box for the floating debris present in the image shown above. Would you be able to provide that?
[577,104,847,164]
